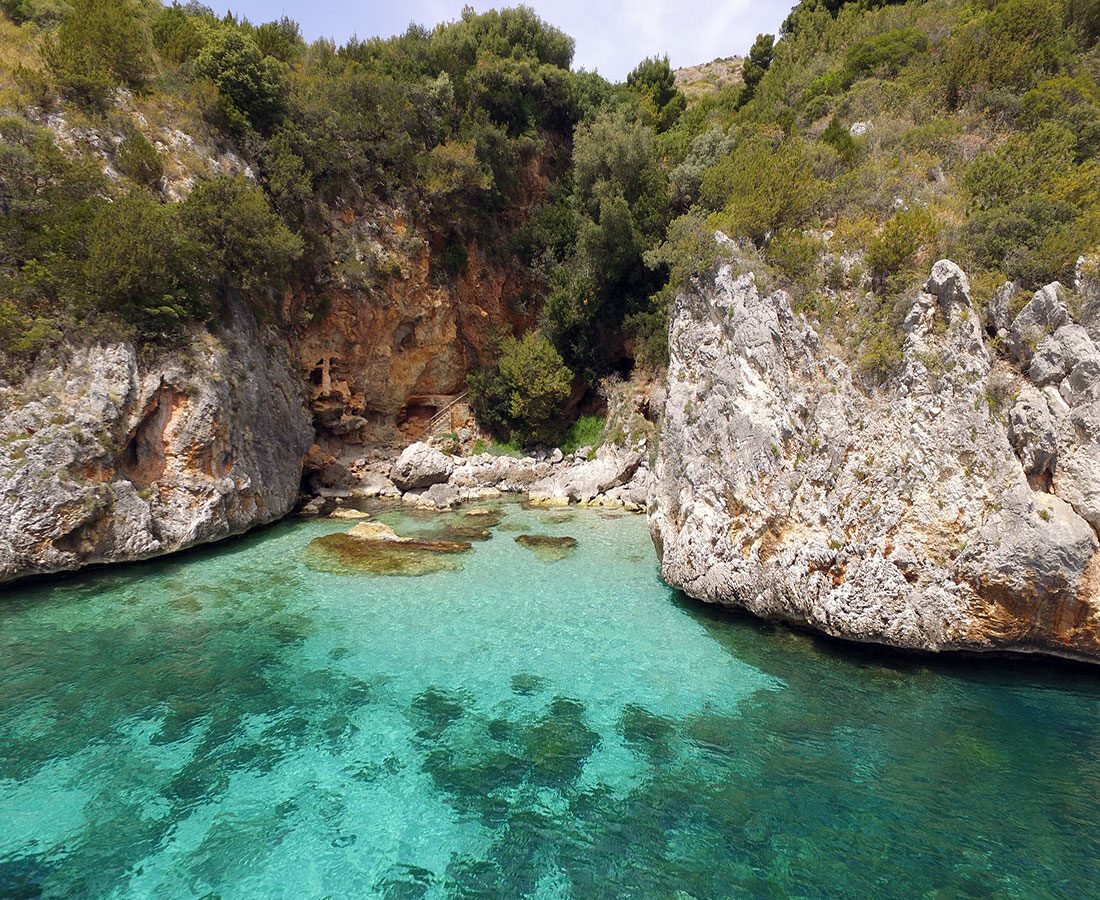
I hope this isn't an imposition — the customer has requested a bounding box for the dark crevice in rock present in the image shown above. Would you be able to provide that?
[119,385,183,489]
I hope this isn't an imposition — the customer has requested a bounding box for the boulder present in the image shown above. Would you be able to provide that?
[329,508,371,520]
[925,259,971,317]
[390,441,455,491]
[528,446,643,504]
[1006,283,1071,363]
[351,471,401,499]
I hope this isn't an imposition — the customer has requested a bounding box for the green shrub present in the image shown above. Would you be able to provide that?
[252,17,305,63]
[44,0,152,107]
[468,330,574,447]
[668,126,736,211]
[939,0,1072,108]
[115,132,163,189]
[963,123,1076,210]
[1021,75,1100,161]
[820,116,858,164]
[1,0,69,27]
[178,175,303,300]
[626,55,686,132]
[701,133,822,244]
[560,414,605,455]
[965,194,1075,285]
[624,301,670,372]
[766,228,821,297]
[866,206,938,293]
[739,33,774,106]
[193,28,286,134]
[84,192,205,337]
[151,3,206,62]
[542,103,669,381]
[843,27,928,83]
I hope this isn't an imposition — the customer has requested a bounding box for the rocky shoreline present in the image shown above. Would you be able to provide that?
[0,303,313,585]
[649,245,1100,664]
[297,439,650,517]
[4,245,1100,668]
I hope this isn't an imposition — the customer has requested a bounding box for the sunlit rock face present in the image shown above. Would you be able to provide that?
[295,206,542,449]
[0,303,313,583]
[649,248,1100,663]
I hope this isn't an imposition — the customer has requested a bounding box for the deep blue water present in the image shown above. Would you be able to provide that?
[1,500,1099,899]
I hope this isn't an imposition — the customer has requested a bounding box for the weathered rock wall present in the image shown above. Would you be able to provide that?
[649,249,1100,663]
[0,304,313,584]
[296,210,541,449]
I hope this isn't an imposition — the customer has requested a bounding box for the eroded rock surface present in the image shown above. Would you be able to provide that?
[648,250,1100,663]
[0,306,312,583]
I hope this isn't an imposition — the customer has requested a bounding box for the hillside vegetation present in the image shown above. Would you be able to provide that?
[3,0,1100,441]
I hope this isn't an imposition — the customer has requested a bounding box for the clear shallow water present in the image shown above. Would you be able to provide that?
[2,501,1099,900]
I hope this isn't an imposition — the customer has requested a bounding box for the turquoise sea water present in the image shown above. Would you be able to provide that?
[2,500,1099,900]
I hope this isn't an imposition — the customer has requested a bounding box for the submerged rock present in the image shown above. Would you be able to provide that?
[464,508,504,527]
[305,533,465,577]
[649,255,1100,664]
[515,534,578,562]
[329,508,371,520]
[305,521,472,576]
[441,523,493,541]
[345,522,470,551]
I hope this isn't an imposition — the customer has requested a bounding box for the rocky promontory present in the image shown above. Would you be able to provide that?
[0,305,313,584]
[649,246,1100,663]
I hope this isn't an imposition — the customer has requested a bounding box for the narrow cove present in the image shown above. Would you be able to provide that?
[1,501,1098,899]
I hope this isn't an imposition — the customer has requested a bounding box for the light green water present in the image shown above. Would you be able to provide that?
[1,500,1099,899]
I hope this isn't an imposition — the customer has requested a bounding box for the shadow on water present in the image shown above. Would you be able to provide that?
[668,585,1100,693]
[0,514,310,614]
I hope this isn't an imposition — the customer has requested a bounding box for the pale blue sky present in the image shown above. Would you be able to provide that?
[211,1,797,82]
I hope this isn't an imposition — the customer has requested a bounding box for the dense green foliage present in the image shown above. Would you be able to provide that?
[467,330,574,446]
[0,1,592,374]
[740,33,775,105]
[7,0,1100,431]
[0,109,301,350]
[648,0,1100,379]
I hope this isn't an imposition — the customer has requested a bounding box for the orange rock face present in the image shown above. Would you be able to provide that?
[297,224,537,448]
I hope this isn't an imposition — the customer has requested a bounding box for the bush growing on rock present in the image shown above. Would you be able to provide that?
[702,133,822,245]
[115,132,164,189]
[468,331,574,447]
[84,192,206,337]
[193,28,287,134]
[178,175,304,301]
[44,0,154,108]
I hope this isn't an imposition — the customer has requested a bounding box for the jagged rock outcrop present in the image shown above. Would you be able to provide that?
[649,248,1100,663]
[0,306,312,583]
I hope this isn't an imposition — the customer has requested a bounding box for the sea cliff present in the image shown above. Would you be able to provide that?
[0,303,312,582]
[648,243,1100,662]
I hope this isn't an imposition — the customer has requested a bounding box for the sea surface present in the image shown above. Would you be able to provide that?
[2,500,1099,899]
